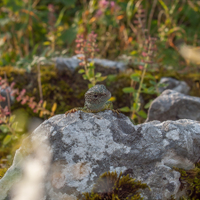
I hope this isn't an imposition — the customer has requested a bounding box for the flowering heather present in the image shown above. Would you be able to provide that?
[141,36,157,65]
[0,76,56,125]
[48,4,56,30]
[96,0,120,17]
[99,0,109,9]
[75,32,98,66]
[75,32,106,87]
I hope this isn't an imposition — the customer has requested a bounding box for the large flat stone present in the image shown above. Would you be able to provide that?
[1,111,200,200]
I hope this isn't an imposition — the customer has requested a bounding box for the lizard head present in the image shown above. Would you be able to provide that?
[84,84,111,112]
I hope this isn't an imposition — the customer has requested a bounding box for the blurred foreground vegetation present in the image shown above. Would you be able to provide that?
[0,0,200,192]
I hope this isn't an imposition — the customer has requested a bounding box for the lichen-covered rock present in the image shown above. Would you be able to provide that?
[158,77,190,94]
[1,111,200,200]
[146,89,200,122]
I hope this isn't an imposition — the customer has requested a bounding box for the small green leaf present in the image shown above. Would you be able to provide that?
[59,26,77,44]
[83,74,88,80]
[96,76,107,82]
[122,87,135,93]
[88,62,95,68]
[158,83,168,88]
[142,87,156,94]
[0,125,10,133]
[141,83,147,88]
[149,80,157,85]
[55,6,68,27]
[88,77,95,82]
[131,73,140,77]
[9,115,15,123]
[31,43,39,57]
[107,74,116,82]
[11,122,19,132]
[95,72,102,78]
[130,50,138,55]
[78,69,85,74]
[137,110,147,119]
[3,135,12,145]
[145,74,155,80]
[144,100,153,109]
[120,107,130,112]
[88,83,93,88]
[43,41,51,46]
[158,0,169,13]
[88,68,94,78]
[133,102,140,111]
[131,76,140,82]
[0,18,11,26]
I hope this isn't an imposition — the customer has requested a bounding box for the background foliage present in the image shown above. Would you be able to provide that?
[0,1,200,198]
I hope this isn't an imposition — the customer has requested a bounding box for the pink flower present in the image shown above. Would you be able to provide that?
[110,1,115,8]
[20,89,26,96]
[95,9,103,17]
[142,52,148,57]
[28,101,36,109]
[38,100,43,106]
[3,106,10,116]
[16,96,21,102]
[0,95,6,102]
[21,96,29,105]
[99,0,109,9]
[10,82,15,89]
[48,4,55,12]
[139,65,144,70]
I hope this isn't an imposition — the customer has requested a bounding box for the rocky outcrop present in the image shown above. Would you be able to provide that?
[55,55,126,73]
[158,77,190,94]
[146,89,200,122]
[1,111,200,200]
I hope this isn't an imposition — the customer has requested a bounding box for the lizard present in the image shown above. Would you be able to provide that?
[65,84,118,115]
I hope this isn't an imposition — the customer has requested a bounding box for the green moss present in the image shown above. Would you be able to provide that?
[0,168,8,179]
[174,163,200,200]
[83,171,149,200]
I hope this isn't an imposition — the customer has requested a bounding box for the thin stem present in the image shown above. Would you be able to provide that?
[7,122,16,136]
[148,0,158,32]
[4,72,11,114]
[131,62,148,120]
[37,62,43,101]
[135,62,148,109]
[131,40,153,120]
[52,32,55,52]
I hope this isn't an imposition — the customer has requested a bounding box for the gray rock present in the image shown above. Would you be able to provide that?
[91,58,126,71]
[146,89,200,122]
[1,111,200,200]
[55,55,81,73]
[0,86,15,108]
[158,77,190,94]
[55,55,126,73]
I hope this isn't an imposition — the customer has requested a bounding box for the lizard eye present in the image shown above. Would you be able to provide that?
[94,95,98,98]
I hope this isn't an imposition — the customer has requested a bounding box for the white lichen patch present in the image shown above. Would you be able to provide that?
[161,149,194,170]
[52,131,57,136]
[62,117,131,162]
[163,139,169,147]
[50,126,54,133]
[166,129,179,140]
[191,123,200,134]
[109,166,127,175]
[49,189,77,200]
[94,116,111,128]
[51,162,92,191]
[32,124,51,142]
